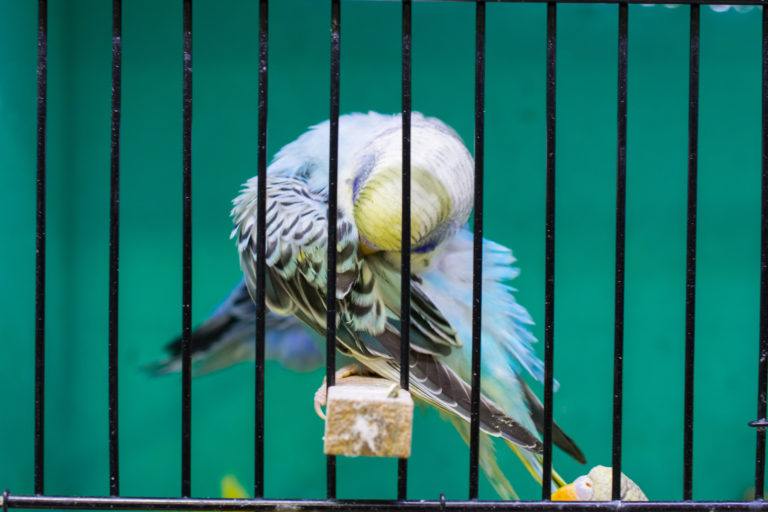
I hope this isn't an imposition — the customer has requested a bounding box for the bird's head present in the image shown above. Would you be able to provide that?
[343,116,474,261]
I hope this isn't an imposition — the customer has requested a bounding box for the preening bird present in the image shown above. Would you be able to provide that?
[228,111,585,497]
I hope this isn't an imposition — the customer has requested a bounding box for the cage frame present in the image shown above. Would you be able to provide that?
[4,0,768,510]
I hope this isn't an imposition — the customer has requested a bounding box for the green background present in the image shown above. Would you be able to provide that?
[0,0,763,503]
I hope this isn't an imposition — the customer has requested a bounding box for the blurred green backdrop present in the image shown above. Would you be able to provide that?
[0,0,763,503]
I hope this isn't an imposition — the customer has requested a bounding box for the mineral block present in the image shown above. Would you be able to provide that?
[323,377,413,458]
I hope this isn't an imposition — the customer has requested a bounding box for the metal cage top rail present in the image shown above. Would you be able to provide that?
[9,0,768,511]
[365,0,766,4]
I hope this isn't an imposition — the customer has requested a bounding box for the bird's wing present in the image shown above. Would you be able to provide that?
[359,325,543,452]
[232,175,388,341]
[364,254,462,355]
[232,176,542,452]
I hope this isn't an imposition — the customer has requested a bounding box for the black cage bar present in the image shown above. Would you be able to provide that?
[33,0,46,499]
[755,6,768,501]
[399,0,413,502]
[107,0,122,498]
[683,3,700,501]
[541,0,556,499]
[180,0,193,498]
[326,0,341,500]
[6,0,768,511]
[469,0,486,501]
[254,0,269,499]
[612,0,627,501]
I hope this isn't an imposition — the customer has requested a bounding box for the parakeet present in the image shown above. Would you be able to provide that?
[150,280,323,375]
[551,466,648,501]
[229,111,585,498]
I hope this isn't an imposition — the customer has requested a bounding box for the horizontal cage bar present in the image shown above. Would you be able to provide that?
[6,495,768,512]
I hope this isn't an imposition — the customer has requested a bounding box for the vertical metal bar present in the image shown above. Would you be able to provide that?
[683,3,699,502]
[541,0,557,500]
[34,0,47,496]
[254,0,269,499]
[755,4,768,501]
[181,0,193,498]
[326,0,341,500]
[612,0,628,501]
[468,0,485,501]
[398,0,412,501]
[108,0,122,498]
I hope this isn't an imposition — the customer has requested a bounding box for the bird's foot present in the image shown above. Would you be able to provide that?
[313,363,369,419]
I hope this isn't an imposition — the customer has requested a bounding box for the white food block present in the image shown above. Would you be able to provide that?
[323,376,414,458]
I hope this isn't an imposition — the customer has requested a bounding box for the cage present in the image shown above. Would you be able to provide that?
[0,0,767,510]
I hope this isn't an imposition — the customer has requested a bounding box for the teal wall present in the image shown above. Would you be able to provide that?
[0,0,763,503]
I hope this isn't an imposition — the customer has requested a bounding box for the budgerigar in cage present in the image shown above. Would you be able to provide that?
[156,112,585,498]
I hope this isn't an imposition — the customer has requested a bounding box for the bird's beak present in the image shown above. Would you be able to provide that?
[359,243,378,256]
[551,483,579,501]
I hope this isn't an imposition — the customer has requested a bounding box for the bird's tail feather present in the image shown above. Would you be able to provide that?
[147,318,321,376]
[518,378,586,465]
[145,316,245,376]
[146,281,323,376]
